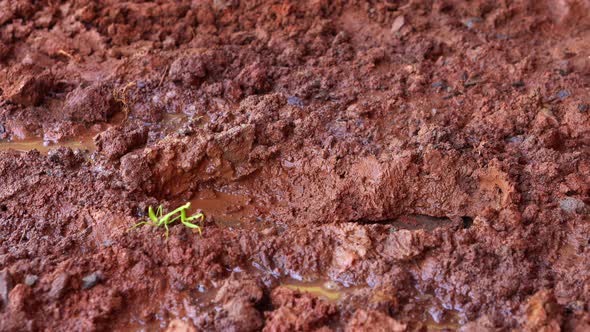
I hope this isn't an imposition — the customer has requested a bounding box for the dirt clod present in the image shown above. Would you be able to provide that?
[48,273,70,300]
[346,309,406,332]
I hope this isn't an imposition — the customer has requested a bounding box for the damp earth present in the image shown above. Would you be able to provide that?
[1,1,590,331]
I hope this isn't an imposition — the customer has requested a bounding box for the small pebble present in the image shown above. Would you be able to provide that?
[287,96,304,108]
[577,104,588,113]
[464,79,480,87]
[431,81,447,89]
[560,197,587,214]
[391,15,405,33]
[102,239,115,247]
[557,89,571,100]
[464,17,482,29]
[82,271,103,290]
[323,280,340,290]
[506,136,524,144]
[24,274,38,286]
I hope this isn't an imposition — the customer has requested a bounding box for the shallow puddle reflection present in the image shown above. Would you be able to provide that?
[281,279,352,302]
[189,190,266,229]
[0,131,97,154]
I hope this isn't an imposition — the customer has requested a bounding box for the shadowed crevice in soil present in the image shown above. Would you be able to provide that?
[348,214,455,230]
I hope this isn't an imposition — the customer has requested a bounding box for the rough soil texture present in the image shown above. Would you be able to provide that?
[1,0,590,331]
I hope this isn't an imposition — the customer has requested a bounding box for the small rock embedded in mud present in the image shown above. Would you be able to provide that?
[332,31,350,46]
[24,274,38,286]
[560,197,588,214]
[578,104,588,112]
[82,271,103,290]
[464,77,482,87]
[102,240,115,247]
[464,17,483,29]
[557,89,571,100]
[391,15,405,33]
[0,269,13,308]
[506,135,524,144]
[431,81,447,89]
[49,273,70,299]
[287,96,305,108]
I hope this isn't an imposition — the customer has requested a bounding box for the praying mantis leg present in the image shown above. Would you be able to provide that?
[129,220,150,231]
[164,223,169,239]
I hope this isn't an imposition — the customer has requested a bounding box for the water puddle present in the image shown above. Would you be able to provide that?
[413,293,463,331]
[188,190,263,229]
[424,317,461,331]
[0,130,98,154]
[146,113,210,143]
[280,279,352,302]
[159,112,189,135]
[0,112,198,155]
[121,286,217,332]
[423,310,461,331]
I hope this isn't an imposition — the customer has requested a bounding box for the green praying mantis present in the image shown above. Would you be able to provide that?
[130,202,204,239]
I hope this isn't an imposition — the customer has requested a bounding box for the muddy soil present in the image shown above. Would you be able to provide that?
[1,0,590,331]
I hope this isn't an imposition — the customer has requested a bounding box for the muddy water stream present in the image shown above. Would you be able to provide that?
[188,190,268,229]
[281,279,353,302]
[0,129,98,153]
[0,112,198,154]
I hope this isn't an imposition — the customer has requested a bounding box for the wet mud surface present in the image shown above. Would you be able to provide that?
[1,0,590,331]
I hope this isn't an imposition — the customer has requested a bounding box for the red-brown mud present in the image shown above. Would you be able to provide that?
[1,1,590,331]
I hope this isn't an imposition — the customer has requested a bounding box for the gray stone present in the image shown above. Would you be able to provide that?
[560,197,588,214]
[287,96,304,108]
[557,89,571,100]
[24,274,38,286]
[464,17,483,29]
[82,272,102,290]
